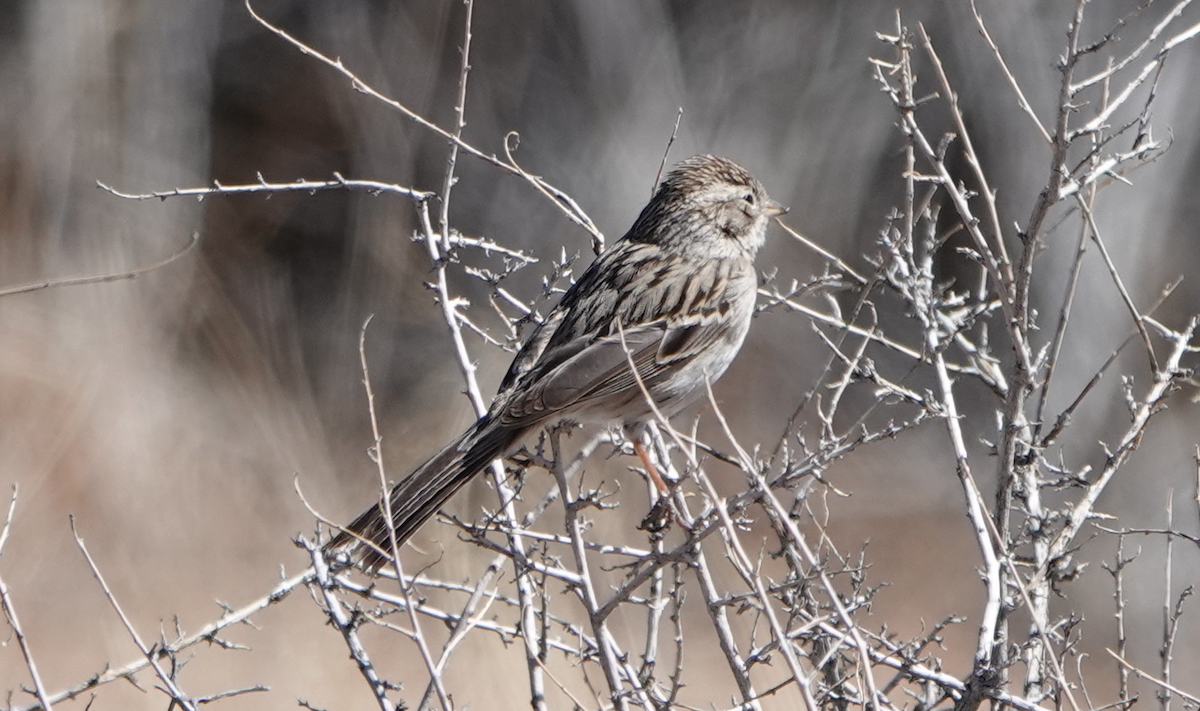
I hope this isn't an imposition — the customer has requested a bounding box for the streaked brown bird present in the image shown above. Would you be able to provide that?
[328,155,784,571]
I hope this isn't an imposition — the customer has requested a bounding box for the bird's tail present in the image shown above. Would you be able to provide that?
[326,419,519,572]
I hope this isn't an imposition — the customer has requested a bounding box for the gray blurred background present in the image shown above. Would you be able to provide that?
[1,1,1198,709]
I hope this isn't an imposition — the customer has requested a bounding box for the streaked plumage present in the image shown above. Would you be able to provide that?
[329,155,783,570]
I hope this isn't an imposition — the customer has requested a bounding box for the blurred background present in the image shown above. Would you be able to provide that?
[1,0,1198,709]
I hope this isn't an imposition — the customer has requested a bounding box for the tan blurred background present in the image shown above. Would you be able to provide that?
[1,1,1198,709]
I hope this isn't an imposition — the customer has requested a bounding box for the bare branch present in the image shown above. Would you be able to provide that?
[243,0,603,249]
[0,233,198,299]
[98,174,434,202]
[1108,650,1200,706]
[0,488,56,711]
[71,517,199,711]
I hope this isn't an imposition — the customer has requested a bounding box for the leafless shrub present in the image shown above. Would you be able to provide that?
[3,1,1199,710]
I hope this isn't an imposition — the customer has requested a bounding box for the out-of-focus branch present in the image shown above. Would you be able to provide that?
[0,232,198,299]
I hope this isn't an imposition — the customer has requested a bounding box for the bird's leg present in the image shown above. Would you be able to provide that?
[635,440,671,497]
[635,436,684,533]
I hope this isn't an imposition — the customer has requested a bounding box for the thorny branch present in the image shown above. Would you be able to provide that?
[874,4,1200,711]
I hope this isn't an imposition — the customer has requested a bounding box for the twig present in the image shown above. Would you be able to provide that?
[1037,277,1180,450]
[1070,0,1197,93]
[98,175,433,203]
[419,557,504,709]
[0,485,17,555]
[0,232,198,299]
[243,0,603,247]
[774,220,868,285]
[1042,318,1197,574]
[1103,535,1134,700]
[653,107,684,192]
[550,430,645,711]
[71,517,198,711]
[1073,16,1200,138]
[1108,649,1200,705]
[11,566,313,711]
[307,542,396,711]
[437,0,475,254]
[1075,195,1159,373]
[918,23,1013,284]
[705,380,882,711]
[0,488,55,711]
[357,317,453,711]
[969,0,1052,145]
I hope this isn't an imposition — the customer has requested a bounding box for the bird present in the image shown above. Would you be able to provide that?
[327,154,784,571]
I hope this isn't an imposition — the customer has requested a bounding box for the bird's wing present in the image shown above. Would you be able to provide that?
[498,309,730,428]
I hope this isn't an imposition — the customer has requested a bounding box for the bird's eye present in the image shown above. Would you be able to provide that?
[742,192,756,205]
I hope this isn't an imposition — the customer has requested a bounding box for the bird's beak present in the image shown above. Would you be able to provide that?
[766,200,789,218]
